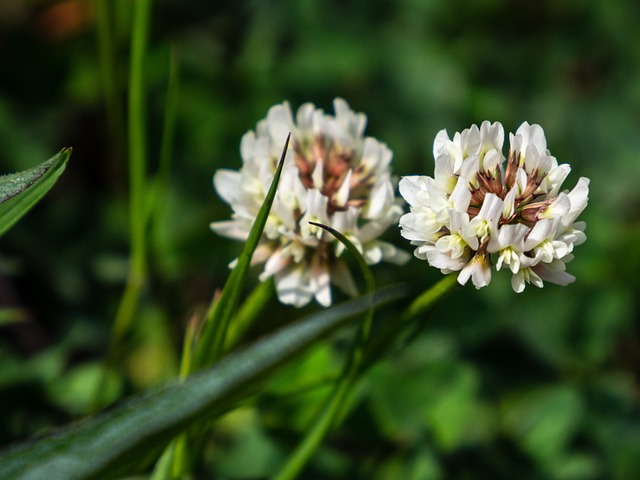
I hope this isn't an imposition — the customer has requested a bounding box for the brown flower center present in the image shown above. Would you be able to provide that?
[293,135,375,214]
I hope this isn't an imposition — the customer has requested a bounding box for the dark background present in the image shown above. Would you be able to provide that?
[1,1,639,478]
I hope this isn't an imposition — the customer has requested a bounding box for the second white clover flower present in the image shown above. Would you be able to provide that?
[399,121,589,292]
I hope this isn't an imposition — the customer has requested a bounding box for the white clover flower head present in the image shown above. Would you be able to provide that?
[399,121,589,292]
[211,98,408,307]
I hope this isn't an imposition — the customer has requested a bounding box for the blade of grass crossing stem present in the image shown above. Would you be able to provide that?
[0,148,71,236]
[194,133,291,369]
[273,222,376,480]
[0,286,406,480]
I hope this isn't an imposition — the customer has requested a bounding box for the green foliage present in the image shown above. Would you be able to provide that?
[0,149,70,236]
[0,286,404,480]
[1,1,640,479]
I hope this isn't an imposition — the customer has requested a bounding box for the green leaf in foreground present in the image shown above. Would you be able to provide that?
[0,285,406,480]
[0,148,71,237]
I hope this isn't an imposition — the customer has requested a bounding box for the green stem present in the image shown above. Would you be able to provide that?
[272,225,375,480]
[128,0,152,283]
[224,278,274,350]
[271,274,458,480]
[93,0,153,411]
[162,281,274,478]
[272,374,354,480]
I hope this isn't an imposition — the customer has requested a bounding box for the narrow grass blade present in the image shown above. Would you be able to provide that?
[308,222,374,295]
[0,285,406,480]
[194,133,291,369]
[0,148,71,237]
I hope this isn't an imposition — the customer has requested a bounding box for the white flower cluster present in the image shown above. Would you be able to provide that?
[212,98,408,307]
[399,121,589,292]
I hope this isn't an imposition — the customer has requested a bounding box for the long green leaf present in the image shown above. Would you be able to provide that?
[0,148,71,237]
[0,285,405,480]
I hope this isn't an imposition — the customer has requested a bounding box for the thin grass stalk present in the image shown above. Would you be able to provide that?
[93,0,153,411]
[95,0,125,162]
[113,0,153,343]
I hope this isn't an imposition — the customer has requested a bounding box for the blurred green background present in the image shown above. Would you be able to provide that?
[1,0,640,478]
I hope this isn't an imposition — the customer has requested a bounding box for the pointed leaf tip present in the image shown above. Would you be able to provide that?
[0,148,71,236]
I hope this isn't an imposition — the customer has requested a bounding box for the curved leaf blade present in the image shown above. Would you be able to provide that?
[0,148,71,237]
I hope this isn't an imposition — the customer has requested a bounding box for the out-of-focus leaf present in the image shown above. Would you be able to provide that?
[0,285,405,480]
[47,363,121,415]
[369,341,487,450]
[502,385,584,466]
[214,408,284,478]
[0,308,26,327]
[0,148,71,236]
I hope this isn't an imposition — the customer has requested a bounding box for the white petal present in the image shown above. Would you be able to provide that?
[435,154,457,193]
[482,149,502,173]
[366,181,394,220]
[563,177,590,227]
[533,261,575,286]
[449,180,472,212]
[433,129,450,159]
[311,257,332,307]
[399,176,430,207]
[458,254,491,288]
[261,247,291,280]
[503,186,517,219]
[426,247,468,271]
[213,169,244,205]
[541,193,570,219]
[266,102,295,145]
[524,218,557,250]
[545,164,571,197]
[480,121,504,153]
[275,264,313,307]
[515,122,547,157]
[331,261,359,297]
[334,169,352,207]
[311,158,324,190]
[210,220,250,241]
